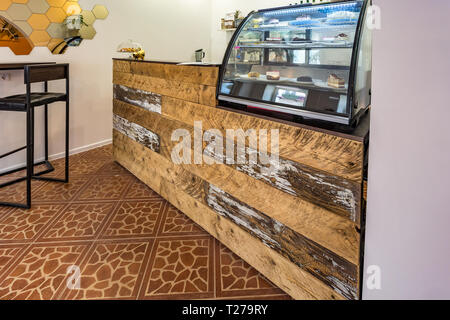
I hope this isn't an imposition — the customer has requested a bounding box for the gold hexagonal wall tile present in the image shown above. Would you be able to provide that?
[46,22,65,38]
[92,5,108,20]
[29,29,50,46]
[63,1,81,15]
[27,13,50,30]
[7,3,32,20]
[0,1,12,11]
[79,24,96,39]
[45,6,65,23]
[14,20,33,36]
[12,0,28,4]
[81,9,95,25]
[46,0,66,7]
[27,0,49,14]
[47,37,67,54]
[0,11,13,21]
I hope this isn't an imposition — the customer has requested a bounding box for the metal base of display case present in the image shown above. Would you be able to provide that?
[219,95,351,125]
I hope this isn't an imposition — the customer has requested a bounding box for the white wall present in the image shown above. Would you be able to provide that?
[364,0,450,299]
[0,0,212,172]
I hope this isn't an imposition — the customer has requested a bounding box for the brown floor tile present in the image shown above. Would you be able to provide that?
[140,237,214,300]
[0,180,47,204]
[0,207,13,220]
[215,242,286,299]
[65,158,106,177]
[96,161,132,176]
[0,243,90,300]
[0,144,290,300]
[0,246,26,280]
[33,177,88,203]
[0,205,65,243]
[124,178,161,200]
[159,204,208,237]
[61,241,151,300]
[81,145,113,160]
[76,175,133,201]
[102,200,165,239]
[39,203,117,242]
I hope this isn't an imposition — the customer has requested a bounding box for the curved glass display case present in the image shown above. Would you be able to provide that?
[218,0,372,127]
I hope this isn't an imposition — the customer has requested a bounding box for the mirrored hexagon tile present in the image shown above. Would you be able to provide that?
[7,3,32,21]
[46,0,66,7]
[27,13,50,30]
[47,37,67,54]
[81,9,95,25]
[47,22,65,38]
[29,30,50,46]
[45,6,66,23]
[14,20,33,36]
[27,0,50,14]
[92,5,108,19]
[0,1,12,11]
[79,25,96,40]
[63,1,81,15]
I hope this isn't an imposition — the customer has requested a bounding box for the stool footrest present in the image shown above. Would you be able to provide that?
[0,160,56,189]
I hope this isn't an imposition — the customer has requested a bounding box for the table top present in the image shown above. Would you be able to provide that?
[0,62,56,71]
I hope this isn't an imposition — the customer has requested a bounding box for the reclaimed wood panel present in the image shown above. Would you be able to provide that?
[114,84,162,114]
[114,98,361,224]
[130,61,219,86]
[113,114,160,153]
[162,96,365,182]
[113,130,347,300]
[113,59,131,73]
[113,71,216,107]
[112,60,368,300]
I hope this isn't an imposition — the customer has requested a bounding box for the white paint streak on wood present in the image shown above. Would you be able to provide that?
[113,114,160,153]
[114,84,162,114]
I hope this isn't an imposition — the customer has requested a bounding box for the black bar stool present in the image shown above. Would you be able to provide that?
[0,64,70,209]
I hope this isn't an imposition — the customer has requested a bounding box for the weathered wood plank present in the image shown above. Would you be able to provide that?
[113,71,216,107]
[114,84,162,114]
[162,96,365,182]
[130,61,219,86]
[113,131,347,300]
[114,98,361,223]
[205,183,358,300]
[113,114,160,153]
[113,59,131,73]
[204,144,361,223]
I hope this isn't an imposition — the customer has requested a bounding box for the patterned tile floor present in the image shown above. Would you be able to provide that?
[0,145,291,300]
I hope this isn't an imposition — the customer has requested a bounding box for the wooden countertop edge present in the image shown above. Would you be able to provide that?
[217,105,371,143]
[113,58,222,68]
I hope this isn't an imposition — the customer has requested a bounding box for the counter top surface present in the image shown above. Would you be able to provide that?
[113,58,221,67]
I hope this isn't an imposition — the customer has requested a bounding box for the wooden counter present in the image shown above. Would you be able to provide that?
[112,58,369,300]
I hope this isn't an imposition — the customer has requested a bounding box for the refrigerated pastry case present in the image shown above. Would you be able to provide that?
[218,0,372,128]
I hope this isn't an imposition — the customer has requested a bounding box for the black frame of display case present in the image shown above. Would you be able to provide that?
[217,0,371,128]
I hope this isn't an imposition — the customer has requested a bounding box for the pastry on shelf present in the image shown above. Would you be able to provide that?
[266,71,280,81]
[297,76,313,83]
[248,72,260,79]
[296,15,311,21]
[328,74,346,88]
[336,33,349,41]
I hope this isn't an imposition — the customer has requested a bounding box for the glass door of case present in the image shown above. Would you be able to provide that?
[220,0,365,120]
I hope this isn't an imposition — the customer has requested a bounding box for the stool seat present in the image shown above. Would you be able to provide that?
[0,92,67,111]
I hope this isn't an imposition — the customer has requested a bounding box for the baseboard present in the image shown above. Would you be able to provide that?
[0,139,112,175]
